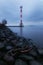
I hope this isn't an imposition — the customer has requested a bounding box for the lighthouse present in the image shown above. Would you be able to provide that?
[20,6,23,37]
[20,6,23,27]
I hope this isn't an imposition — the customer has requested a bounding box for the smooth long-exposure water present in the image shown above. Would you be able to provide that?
[9,25,43,48]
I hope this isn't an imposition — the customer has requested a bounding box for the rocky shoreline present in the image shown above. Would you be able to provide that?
[0,24,43,65]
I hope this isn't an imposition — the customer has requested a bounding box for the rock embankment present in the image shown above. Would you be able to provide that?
[0,25,43,65]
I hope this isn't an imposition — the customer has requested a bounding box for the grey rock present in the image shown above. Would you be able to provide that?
[30,60,42,65]
[15,59,27,65]
[19,54,34,60]
[0,42,5,48]
[38,49,43,54]
[4,55,14,62]
[0,60,7,65]
[6,46,13,50]
[29,49,38,56]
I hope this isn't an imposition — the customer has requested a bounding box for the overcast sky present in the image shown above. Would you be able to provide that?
[0,0,43,25]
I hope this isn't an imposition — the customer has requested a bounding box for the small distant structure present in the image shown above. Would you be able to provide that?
[0,19,7,27]
[2,19,7,25]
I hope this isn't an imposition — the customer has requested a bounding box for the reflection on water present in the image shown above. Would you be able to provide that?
[20,27,23,37]
[9,25,43,48]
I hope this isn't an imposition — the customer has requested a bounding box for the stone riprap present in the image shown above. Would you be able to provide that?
[0,24,43,65]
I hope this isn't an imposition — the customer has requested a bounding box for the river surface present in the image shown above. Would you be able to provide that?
[9,25,43,48]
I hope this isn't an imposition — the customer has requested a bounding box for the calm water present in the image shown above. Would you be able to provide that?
[9,25,43,48]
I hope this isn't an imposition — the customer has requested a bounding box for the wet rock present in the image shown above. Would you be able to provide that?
[5,45,13,50]
[16,38,28,48]
[6,38,10,42]
[19,54,34,61]
[11,39,17,44]
[4,55,14,62]
[15,59,27,65]
[0,52,5,58]
[0,42,5,48]
[16,42,23,48]
[29,48,39,57]
[38,49,43,55]
[30,60,42,65]
[0,60,7,65]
